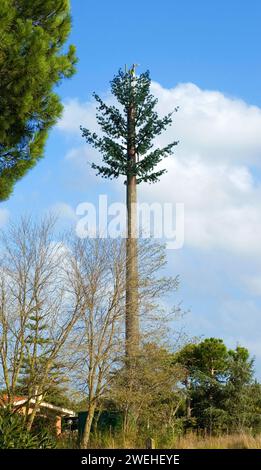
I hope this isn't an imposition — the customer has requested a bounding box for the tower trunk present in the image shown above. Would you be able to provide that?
[125,86,139,358]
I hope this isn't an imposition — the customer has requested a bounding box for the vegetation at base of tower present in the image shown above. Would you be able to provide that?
[0,217,261,448]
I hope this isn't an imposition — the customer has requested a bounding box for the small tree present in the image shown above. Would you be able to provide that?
[110,343,184,444]
[81,66,178,359]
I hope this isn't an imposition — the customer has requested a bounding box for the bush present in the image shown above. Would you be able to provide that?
[0,407,56,449]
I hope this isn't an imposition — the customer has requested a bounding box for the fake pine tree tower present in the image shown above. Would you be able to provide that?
[81,66,178,359]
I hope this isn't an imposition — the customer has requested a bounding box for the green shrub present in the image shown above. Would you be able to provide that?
[0,407,56,449]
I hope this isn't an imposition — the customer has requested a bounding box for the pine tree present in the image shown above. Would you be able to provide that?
[177,339,261,434]
[17,309,68,430]
[0,0,77,200]
[81,66,178,358]
[224,346,256,432]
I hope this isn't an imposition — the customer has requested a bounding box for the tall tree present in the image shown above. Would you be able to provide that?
[175,343,198,420]
[81,66,178,358]
[0,0,77,200]
[223,346,256,432]
[176,339,260,435]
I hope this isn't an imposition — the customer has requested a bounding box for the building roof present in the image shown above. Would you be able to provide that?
[0,394,76,417]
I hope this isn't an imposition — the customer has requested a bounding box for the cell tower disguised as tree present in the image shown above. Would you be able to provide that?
[81,66,178,359]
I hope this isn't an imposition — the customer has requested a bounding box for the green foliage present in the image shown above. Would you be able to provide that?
[85,339,259,446]
[17,309,68,403]
[0,407,56,448]
[110,343,184,437]
[0,0,77,200]
[32,414,59,438]
[101,339,261,441]
[195,338,229,379]
[176,339,260,435]
[222,348,260,432]
[81,67,178,184]
[44,386,74,409]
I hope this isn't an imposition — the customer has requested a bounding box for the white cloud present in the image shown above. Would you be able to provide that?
[55,82,261,376]
[151,82,261,166]
[57,93,115,137]
[57,82,261,256]
[142,156,261,255]
[0,208,9,227]
[56,98,96,135]
[243,276,261,296]
[50,202,77,221]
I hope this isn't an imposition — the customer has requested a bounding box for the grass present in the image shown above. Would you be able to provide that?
[58,431,261,449]
[173,432,261,449]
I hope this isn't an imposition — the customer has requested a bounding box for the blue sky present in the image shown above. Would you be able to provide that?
[1,0,261,376]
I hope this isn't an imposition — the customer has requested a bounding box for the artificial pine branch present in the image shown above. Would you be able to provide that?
[81,67,178,184]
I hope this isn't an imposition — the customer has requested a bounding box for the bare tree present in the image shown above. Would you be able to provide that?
[68,237,180,448]
[67,238,126,448]
[0,216,181,446]
[0,216,84,429]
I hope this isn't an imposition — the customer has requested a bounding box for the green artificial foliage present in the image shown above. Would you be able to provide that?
[81,68,178,184]
[0,0,77,200]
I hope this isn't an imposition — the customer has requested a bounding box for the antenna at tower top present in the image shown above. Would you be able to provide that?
[130,63,139,77]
